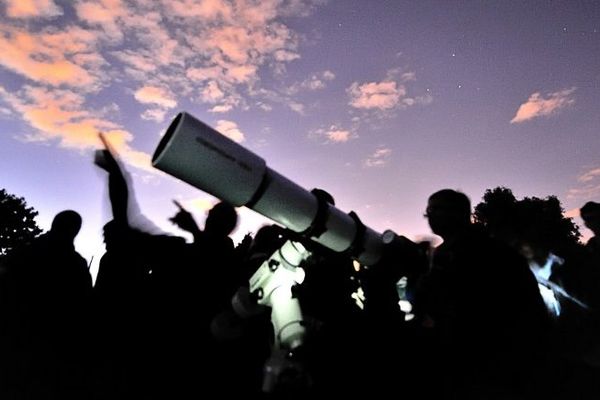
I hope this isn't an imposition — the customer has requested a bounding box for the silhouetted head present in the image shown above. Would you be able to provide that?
[251,224,287,255]
[581,201,600,235]
[205,202,238,236]
[103,220,128,251]
[50,210,82,242]
[426,189,471,239]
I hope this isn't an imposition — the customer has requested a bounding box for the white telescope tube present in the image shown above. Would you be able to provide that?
[152,112,266,206]
[152,112,384,266]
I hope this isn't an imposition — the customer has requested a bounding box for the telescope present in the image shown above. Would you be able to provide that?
[152,112,410,392]
[152,112,398,267]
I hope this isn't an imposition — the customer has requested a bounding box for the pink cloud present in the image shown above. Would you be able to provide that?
[285,70,336,95]
[0,0,321,131]
[578,167,600,183]
[288,102,305,114]
[311,124,355,143]
[4,0,62,18]
[567,185,600,200]
[210,104,234,113]
[347,69,428,113]
[186,66,223,82]
[141,109,167,123]
[510,87,576,124]
[182,8,300,95]
[274,49,301,62]
[348,81,402,110]
[215,120,245,143]
[567,167,600,201]
[568,166,600,202]
[227,64,258,84]
[206,26,252,64]
[0,85,152,172]
[74,0,128,42]
[134,86,177,109]
[162,0,233,21]
[0,24,103,89]
[201,81,225,103]
[0,85,94,142]
[326,129,351,143]
[112,51,157,73]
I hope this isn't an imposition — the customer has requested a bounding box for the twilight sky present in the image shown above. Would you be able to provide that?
[1,0,599,276]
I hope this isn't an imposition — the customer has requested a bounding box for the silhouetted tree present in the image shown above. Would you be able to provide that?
[517,195,582,256]
[473,187,519,243]
[0,188,42,257]
[474,187,581,256]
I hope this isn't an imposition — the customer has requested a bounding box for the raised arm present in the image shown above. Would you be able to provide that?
[169,200,202,241]
[94,133,129,224]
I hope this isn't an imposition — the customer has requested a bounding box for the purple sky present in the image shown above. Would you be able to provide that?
[1,0,599,276]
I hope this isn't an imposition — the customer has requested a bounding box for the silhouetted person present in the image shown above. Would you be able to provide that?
[414,189,549,399]
[94,134,192,399]
[169,200,239,307]
[168,201,252,395]
[581,201,600,255]
[575,201,600,395]
[3,210,93,399]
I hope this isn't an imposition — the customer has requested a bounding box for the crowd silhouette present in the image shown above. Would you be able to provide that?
[1,140,599,399]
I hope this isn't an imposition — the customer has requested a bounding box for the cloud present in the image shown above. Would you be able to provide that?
[112,51,157,73]
[0,24,104,89]
[567,165,600,201]
[285,70,336,94]
[74,0,129,42]
[0,0,324,167]
[256,102,273,111]
[185,14,300,87]
[326,129,351,143]
[274,49,301,62]
[322,70,335,80]
[510,87,576,124]
[4,0,63,18]
[206,90,243,113]
[347,69,430,113]
[278,0,327,17]
[0,85,153,172]
[288,102,305,114]
[141,109,167,123]
[134,86,177,109]
[578,167,600,183]
[348,81,402,110]
[215,120,245,143]
[364,147,392,167]
[210,104,234,113]
[311,124,355,143]
[39,0,313,115]
[249,87,305,114]
[567,185,600,200]
[201,81,226,103]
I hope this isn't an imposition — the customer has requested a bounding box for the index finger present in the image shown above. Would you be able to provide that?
[98,132,119,159]
[172,199,186,211]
